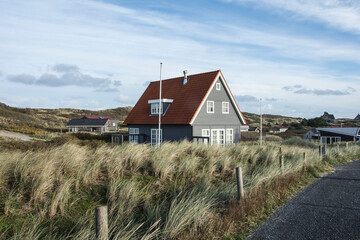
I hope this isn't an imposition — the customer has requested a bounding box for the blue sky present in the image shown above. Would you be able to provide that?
[1,0,360,118]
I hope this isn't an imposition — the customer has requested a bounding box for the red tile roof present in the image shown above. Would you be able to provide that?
[83,115,115,120]
[124,70,246,125]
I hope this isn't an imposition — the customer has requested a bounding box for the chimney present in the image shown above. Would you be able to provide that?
[183,70,188,85]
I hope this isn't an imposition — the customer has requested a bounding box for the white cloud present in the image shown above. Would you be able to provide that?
[6,63,120,90]
[223,0,360,34]
[114,94,133,105]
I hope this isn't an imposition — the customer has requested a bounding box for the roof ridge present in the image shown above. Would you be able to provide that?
[150,70,220,83]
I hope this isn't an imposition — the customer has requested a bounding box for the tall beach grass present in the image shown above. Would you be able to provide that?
[0,139,359,239]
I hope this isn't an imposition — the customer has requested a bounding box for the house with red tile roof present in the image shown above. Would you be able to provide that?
[67,115,119,133]
[123,70,247,145]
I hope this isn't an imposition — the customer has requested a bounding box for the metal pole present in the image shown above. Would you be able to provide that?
[158,62,163,147]
[260,98,262,146]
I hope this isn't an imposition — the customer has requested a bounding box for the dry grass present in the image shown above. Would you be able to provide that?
[0,140,359,239]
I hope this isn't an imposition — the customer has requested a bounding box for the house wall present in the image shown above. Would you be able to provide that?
[318,130,355,142]
[127,124,192,143]
[192,77,242,143]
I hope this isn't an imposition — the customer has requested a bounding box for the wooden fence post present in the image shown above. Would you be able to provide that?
[279,148,284,174]
[235,167,244,201]
[95,206,108,240]
[346,142,349,149]
[303,152,306,166]
[337,144,340,152]
[318,145,323,161]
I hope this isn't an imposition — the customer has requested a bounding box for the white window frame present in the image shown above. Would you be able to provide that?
[129,135,139,144]
[151,103,163,115]
[129,128,139,134]
[222,101,229,114]
[216,82,221,91]
[151,128,162,146]
[211,129,225,146]
[207,101,214,113]
[226,129,233,144]
[202,129,210,137]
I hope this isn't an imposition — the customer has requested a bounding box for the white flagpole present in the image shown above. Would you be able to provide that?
[158,63,163,147]
[260,98,262,146]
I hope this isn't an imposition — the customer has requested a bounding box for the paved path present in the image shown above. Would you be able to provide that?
[0,130,32,141]
[248,160,360,240]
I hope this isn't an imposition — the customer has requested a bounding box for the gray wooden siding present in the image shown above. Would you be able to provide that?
[127,124,192,142]
[192,77,242,142]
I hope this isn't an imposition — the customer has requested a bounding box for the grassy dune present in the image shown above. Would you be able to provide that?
[0,102,132,135]
[0,139,359,239]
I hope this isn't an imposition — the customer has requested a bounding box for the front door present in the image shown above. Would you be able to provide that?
[211,129,225,146]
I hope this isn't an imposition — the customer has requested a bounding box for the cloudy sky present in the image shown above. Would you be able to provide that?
[1,0,359,118]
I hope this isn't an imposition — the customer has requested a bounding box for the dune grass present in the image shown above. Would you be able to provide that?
[0,140,359,239]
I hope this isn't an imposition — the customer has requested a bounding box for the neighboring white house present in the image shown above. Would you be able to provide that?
[269,126,288,134]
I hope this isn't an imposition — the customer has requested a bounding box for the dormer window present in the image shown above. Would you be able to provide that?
[148,99,174,115]
[151,103,163,114]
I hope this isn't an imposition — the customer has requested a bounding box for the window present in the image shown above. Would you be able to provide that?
[211,129,225,146]
[151,103,163,115]
[151,128,162,145]
[129,135,139,143]
[129,128,139,143]
[207,101,214,113]
[216,82,221,90]
[202,129,210,137]
[222,102,229,114]
[112,122,116,127]
[219,130,225,146]
[226,129,233,144]
[129,128,139,134]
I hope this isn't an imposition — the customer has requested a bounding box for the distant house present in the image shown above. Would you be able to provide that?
[304,129,319,140]
[123,70,247,145]
[67,115,119,134]
[321,112,335,123]
[248,126,260,133]
[355,114,360,121]
[269,126,288,134]
[317,127,360,144]
[82,115,119,129]
[240,125,250,132]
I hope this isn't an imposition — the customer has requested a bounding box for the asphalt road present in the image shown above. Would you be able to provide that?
[248,159,360,240]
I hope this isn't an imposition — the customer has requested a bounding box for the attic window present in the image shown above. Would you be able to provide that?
[151,103,163,114]
[148,99,174,115]
[207,101,214,113]
[216,83,221,91]
[222,102,229,114]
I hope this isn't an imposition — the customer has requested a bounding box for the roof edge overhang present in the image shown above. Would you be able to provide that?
[316,127,360,137]
[148,99,174,104]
